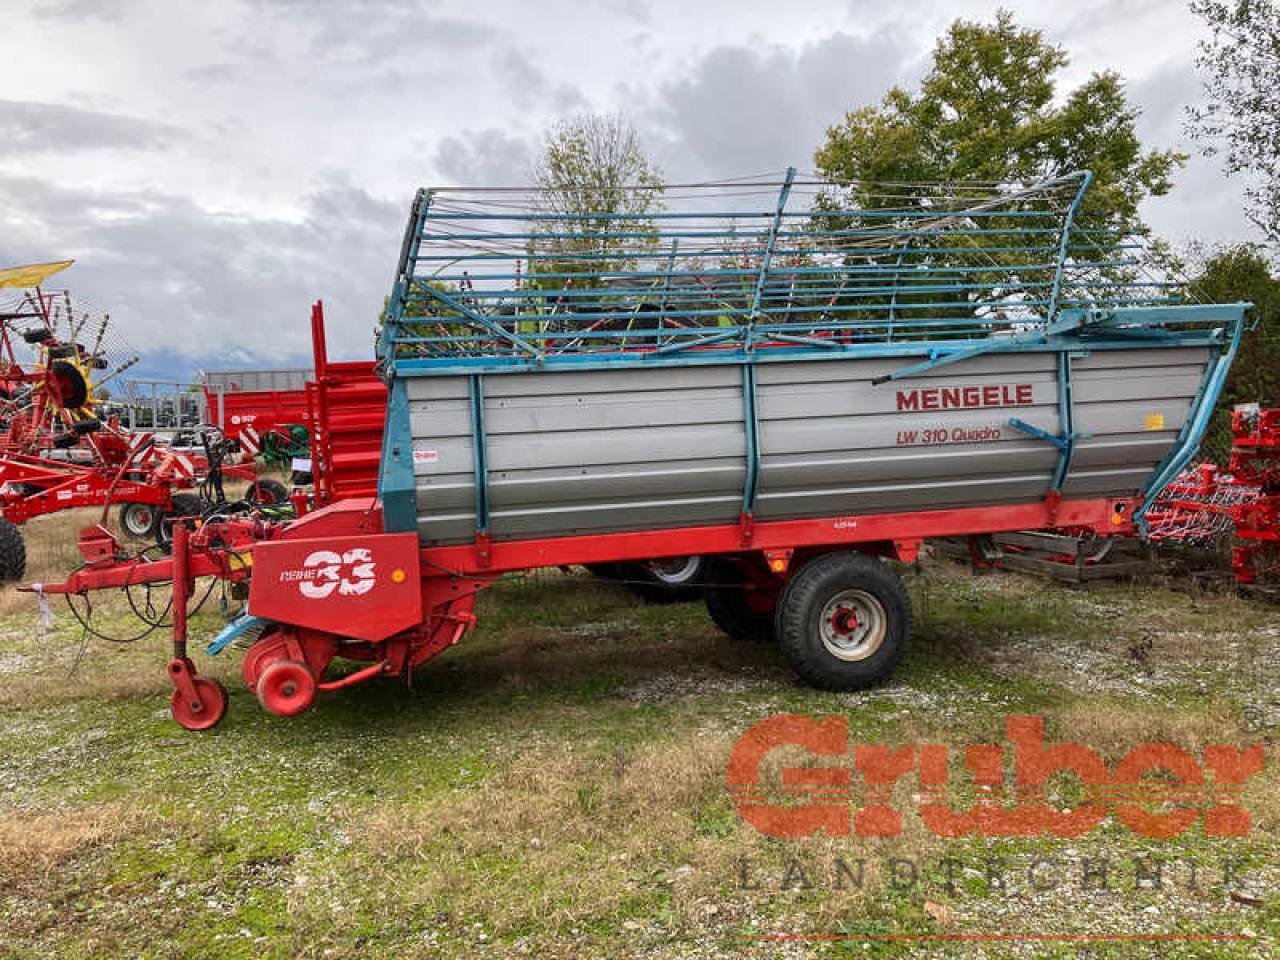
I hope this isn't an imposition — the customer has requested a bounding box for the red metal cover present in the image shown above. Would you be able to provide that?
[248,532,422,643]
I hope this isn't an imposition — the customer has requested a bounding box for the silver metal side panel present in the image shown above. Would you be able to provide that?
[404,345,1215,545]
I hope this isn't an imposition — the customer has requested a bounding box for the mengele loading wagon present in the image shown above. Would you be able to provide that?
[30,169,1249,729]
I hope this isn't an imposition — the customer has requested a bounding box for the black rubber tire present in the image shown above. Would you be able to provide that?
[47,344,78,359]
[156,492,206,550]
[21,327,52,344]
[50,359,89,409]
[72,417,101,435]
[0,517,26,582]
[119,501,160,538]
[247,477,289,505]
[52,432,79,449]
[584,563,625,579]
[775,551,910,691]
[703,556,776,643]
[623,555,705,603]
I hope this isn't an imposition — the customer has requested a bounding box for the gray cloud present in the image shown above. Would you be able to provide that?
[0,99,179,156]
[0,175,404,366]
[432,128,534,186]
[31,0,130,22]
[1128,62,1263,248]
[640,29,922,180]
[245,0,492,64]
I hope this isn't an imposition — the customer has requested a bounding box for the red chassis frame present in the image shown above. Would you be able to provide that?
[32,491,1137,728]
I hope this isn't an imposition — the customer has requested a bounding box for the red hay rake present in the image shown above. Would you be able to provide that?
[1146,406,1280,583]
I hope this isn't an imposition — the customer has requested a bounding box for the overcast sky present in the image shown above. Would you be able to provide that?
[0,0,1261,377]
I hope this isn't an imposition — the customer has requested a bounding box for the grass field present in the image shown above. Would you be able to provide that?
[0,508,1276,958]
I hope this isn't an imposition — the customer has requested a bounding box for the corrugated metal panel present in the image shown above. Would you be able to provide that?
[1061,346,1211,500]
[754,355,1059,519]
[402,346,1214,546]
[204,368,313,392]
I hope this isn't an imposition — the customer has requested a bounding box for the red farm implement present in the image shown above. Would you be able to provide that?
[27,171,1251,729]
[1147,405,1280,583]
[203,368,312,459]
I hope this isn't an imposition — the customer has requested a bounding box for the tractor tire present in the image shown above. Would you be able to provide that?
[584,563,625,579]
[52,432,79,449]
[72,418,102,435]
[21,327,52,345]
[155,492,206,551]
[119,501,160,539]
[247,477,289,505]
[703,556,776,643]
[775,551,910,691]
[46,343,78,359]
[624,555,706,603]
[0,518,26,582]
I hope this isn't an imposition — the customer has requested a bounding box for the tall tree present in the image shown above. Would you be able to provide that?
[1183,243,1280,458]
[529,113,663,283]
[1187,0,1280,245]
[815,11,1183,232]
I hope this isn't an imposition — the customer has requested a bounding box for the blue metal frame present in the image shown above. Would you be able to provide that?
[375,170,1252,520]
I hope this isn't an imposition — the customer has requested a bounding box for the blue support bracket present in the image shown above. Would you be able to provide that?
[469,374,490,535]
[744,166,795,352]
[1007,417,1069,451]
[741,363,761,516]
[377,376,419,533]
[1007,413,1092,493]
[1138,305,1249,533]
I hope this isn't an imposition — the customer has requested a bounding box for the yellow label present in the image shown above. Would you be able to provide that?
[1144,413,1165,431]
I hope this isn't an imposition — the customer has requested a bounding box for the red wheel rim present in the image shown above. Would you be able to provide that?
[257,659,316,717]
[170,677,228,731]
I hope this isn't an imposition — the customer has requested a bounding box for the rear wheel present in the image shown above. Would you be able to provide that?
[703,556,777,643]
[776,551,910,690]
[624,555,705,603]
[119,501,159,538]
[155,492,206,550]
[247,477,289,505]
[0,518,26,581]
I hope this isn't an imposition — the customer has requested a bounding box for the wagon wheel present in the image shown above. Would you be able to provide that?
[623,555,706,603]
[247,477,289,506]
[703,556,777,643]
[775,551,910,690]
[119,502,160,538]
[155,492,207,550]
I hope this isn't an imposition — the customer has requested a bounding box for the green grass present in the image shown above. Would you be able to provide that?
[0,541,1276,958]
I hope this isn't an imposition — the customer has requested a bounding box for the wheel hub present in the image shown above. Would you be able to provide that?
[818,589,887,662]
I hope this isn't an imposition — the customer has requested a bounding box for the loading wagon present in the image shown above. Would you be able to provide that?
[32,170,1248,729]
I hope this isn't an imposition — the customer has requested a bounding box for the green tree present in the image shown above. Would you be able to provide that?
[1187,244,1280,459]
[528,113,664,286]
[815,11,1183,232]
[1187,0,1280,245]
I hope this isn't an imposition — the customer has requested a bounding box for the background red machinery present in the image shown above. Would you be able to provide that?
[0,262,285,579]
[1146,406,1280,583]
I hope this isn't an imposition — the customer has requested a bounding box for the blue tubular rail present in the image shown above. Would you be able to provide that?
[381,170,1241,374]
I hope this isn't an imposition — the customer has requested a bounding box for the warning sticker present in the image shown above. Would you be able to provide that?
[413,449,439,464]
[1144,414,1166,431]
